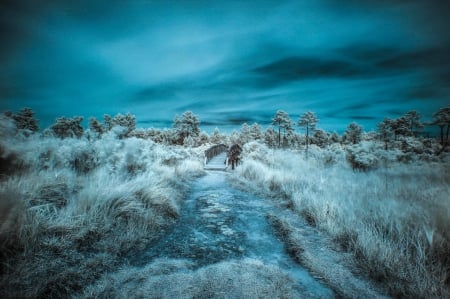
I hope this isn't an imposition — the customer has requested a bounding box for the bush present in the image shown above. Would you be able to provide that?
[6,108,39,134]
[50,116,84,139]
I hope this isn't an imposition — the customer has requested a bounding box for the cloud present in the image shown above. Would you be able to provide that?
[252,56,371,83]
[1,0,449,132]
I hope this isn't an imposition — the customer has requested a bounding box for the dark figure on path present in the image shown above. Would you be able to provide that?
[227,144,242,170]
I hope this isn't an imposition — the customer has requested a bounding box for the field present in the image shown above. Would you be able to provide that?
[1,112,449,298]
[232,141,450,298]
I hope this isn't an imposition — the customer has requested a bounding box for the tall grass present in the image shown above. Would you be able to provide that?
[0,130,205,298]
[234,141,450,298]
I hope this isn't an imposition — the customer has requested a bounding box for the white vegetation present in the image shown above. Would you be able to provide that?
[233,141,450,298]
[1,107,449,298]
[0,119,205,298]
[81,258,304,298]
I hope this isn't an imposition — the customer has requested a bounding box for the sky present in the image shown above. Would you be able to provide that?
[1,0,449,133]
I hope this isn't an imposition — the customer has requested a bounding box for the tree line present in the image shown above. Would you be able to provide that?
[3,105,450,152]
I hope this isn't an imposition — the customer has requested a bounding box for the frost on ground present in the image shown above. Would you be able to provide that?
[1,110,449,298]
[126,171,333,298]
[0,121,206,298]
[232,141,450,298]
[81,258,306,299]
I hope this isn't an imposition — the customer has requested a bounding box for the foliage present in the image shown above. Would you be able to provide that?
[271,110,294,147]
[0,131,205,298]
[298,111,318,151]
[90,113,136,138]
[311,129,328,148]
[432,105,450,147]
[342,122,363,144]
[50,116,84,139]
[5,108,39,134]
[173,111,200,145]
[264,127,278,148]
[234,142,450,298]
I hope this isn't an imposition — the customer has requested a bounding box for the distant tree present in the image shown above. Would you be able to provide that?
[377,118,394,150]
[6,107,39,133]
[298,111,318,151]
[330,131,340,143]
[112,113,136,137]
[198,131,209,145]
[391,116,410,139]
[173,111,200,145]
[183,135,195,147]
[404,110,423,136]
[50,116,84,139]
[210,127,223,144]
[343,122,363,144]
[271,110,294,147]
[89,117,104,136]
[102,114,114,131]
[250,123,263,141]
[229,130,240,145]
[239,123,251,144]
[312,129,328,148]
[432,105,450,147]
[90,113,136,138]
[264,127,277,148]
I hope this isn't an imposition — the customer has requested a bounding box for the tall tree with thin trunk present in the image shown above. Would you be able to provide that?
[271,110,293,147]
[298,111,318,152]
[377,118,394,150]
[404,110,423,137]
[432,105,450,148]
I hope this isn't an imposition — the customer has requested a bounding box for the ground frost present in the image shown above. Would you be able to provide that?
[131,171,333,298]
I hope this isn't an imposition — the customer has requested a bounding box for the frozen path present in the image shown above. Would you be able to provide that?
[132,171,334,297]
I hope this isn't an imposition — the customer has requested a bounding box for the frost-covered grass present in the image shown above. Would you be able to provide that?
[234,141,450,298]
[0,131,206,298]
[80,258,305,298]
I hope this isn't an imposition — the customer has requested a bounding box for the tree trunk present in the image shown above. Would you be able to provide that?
[306,126,309,151]
[439,125,444,145]
[278,126,281,148]
[446,123,449,146]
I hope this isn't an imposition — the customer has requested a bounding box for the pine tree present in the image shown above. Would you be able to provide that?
[50,116,84,139]
[298,111,318,151]
[9,107,39,133]
[210,127,222,144]
[377,118,394,150]
[239,123,251,144]
[312,129,328,148]
[271,110,293,147]
[404,110,423,136]
[343,122,363,144]
[264,127,277,148]
[250,123,263,141]
[432,105,450,147]
[173,111,200,145]
[391,116,410,139]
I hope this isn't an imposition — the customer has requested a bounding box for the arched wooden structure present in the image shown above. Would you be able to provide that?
[204,144,229,170]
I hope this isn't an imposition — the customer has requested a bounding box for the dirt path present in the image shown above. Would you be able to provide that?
[131,171,334,297]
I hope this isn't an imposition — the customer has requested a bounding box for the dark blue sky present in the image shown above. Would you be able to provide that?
[1,0,449,133]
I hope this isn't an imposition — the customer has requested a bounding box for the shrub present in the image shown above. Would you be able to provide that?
[50,116,84,139]
[6,108,39,134]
